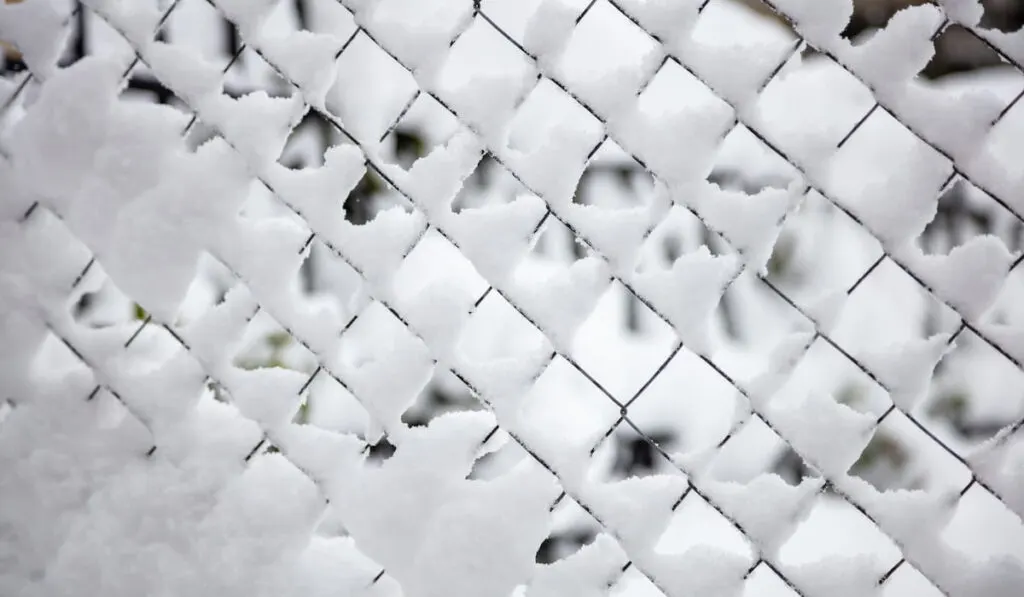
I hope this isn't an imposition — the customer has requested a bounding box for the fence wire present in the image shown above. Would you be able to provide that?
[3,0,1024,595]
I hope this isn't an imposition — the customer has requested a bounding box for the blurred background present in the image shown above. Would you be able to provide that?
[4,0,1024,592]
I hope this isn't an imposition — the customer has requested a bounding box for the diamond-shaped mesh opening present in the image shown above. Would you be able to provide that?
[777,493,902,568]
[853,407,973,493]
[572,145,656,208]
[403,368,485,428]
[831,258,959,353]
[300,362,370,435]
[432,16,535,131]
[592,425,682,480]
[391,228,490,304]
[279,110,339,169]
[826,108,951,217]
[711,123,802,193]
[379,93,459,167]
[535,491,610,564]
[635,56,731,122]
[714,269,809,366]
[553,0,662,112]
[753,51,874,155]
[68,260,139,329]
[479,0,590,49]
[325,32,420,143]
[568,281,678,401]
[163,0,238,66]
[450,152,532,212]
[457,287,550,360]
[926,327,1024,449]
[655,490,756,563]
[764,336,892,420]
[942,482,1024,562]
[624,342,743,456]
[505,75,604,155]
[705,406,786,481]
[517,354,622,449]
[765,189,885,301]
[920,176,1024,255]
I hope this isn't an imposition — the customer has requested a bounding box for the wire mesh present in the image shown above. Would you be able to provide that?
[3,0,1024,595]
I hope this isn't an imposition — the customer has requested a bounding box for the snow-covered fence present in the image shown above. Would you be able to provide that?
[3,0,1024,595]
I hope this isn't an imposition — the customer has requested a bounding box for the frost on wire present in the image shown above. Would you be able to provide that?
[2,0,1024,596]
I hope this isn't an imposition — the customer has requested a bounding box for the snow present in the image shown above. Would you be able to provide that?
[332,207,428,295]
[974,28,1024,73]
[842,478,960,557]
[68,100,191,256]
[447,71,535,144]
[146,41,224,104]
[105,138,252,322]
[894,83,1005,164]
[7,57,123,208]
[939,0,984,26]
[259,31,345,110]
[768,392,876,478]
[805,289,848,336]
[523,0,578,67]
[838,5,943,102]
[342,330,434,443]
[454,343,554,424]
[396,129,484,218]
[584,475,686,554]
[212,0,282,41]
[682,180,802,275]
[528,533,627,597]
[449,195,548,286]
[785,555,885,597]
[898,235,1015,321]
[830,139,950,250]
[399,279,475,367]
[702,474,823,555]
[968,436,1024,519]
[223,366,308,431]
[614,0,701,48]
[362,0,475,81]
[632,246,738,356]
[178,285,259,372]
[330,412,558,597]
[7,1,1024,595]
[83,0,161,51]
[645,545,749,597]
[766,0,853,50]
[859,333,953,412]
[201,92,306,170]
[268,144,367,248]
[503,122,594,205]
[684,40,783,110]
[564,201,666,275]
[0,0,67,80]
[612,103,734,188]
[508,257,611,355]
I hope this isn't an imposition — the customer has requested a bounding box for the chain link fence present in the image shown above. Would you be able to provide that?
[3,0,1024,595]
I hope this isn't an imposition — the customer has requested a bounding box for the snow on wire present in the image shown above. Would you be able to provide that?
[2,0,1024,596]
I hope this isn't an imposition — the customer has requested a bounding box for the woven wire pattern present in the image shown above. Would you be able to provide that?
[3,0,1024,595]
